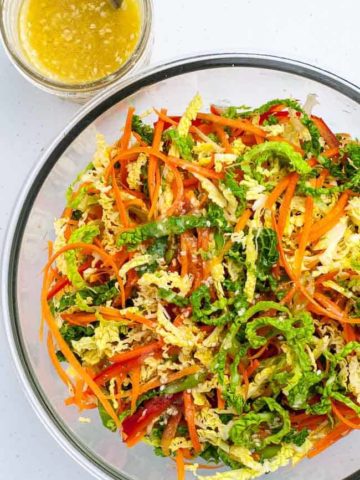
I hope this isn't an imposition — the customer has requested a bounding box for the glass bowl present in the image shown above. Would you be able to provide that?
[0,0,153,100]
[2,53,360,480]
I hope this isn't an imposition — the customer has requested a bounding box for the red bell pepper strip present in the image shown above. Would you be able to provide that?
[94,356,143,386]
[210,104,224,116]
[122,393,182,445]
[311,115,339,149]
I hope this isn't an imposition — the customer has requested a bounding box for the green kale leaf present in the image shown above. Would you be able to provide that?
[117,214,210,247]
[243,141,312,175]
[283,428,309,447]
[131,114,154,145]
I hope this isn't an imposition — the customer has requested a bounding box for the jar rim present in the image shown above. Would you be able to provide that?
[0,0,153,96]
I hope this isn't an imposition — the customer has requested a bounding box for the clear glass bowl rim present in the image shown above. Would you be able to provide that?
[0,0,153,95]
[2,53,360,480]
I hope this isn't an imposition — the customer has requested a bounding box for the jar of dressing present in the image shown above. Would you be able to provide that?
[0,0,153,100]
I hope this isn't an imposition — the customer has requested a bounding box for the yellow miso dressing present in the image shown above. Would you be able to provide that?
[19,0,141,84]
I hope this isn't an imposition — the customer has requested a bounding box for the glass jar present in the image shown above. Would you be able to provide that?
[0,0,153,100]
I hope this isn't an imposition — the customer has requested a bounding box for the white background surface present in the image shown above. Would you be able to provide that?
[0,0,359,478]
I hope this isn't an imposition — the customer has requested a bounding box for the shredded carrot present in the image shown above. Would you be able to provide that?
[332,402,360,430]
[175,449,185,480]
[272,211,295,281]
[161,411,182,456]
[213,124,232,152]
[245,359,260,378]
[344,323,357,342]
[110,340,163,363]
[197,112,266,137]
[323,147,339,158]
[121,311,157,330]
[183,391,202,454]
[120,106,135,151]
[308,423,351,458]
[314,292,360,324]
[126,430,147,448]
[277,172,299,238]
[139,365,201,396]
[148,167,161,219]
[315,271,339,286]
[74,379,85,409]
[42,267,121,429]
[44,242,125,308]
[248,343,269,360]
[280,285,297,305]
[293,195,314,277]
[47,332,74,389]
[220,208,252,258]
[264,175,291,209]
[180,233,189,277]
[309,191,350,244]
[217,389,225,409]
[61,312,98,326]
[149,108,166,213]
[112,167,129,227]
[107,147,223,180]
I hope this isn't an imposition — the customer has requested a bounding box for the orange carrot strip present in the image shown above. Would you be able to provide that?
[112,169,129,227]
[197,112,266,137]
[47,332,74,389]
[110,340,163,363]
[74,379,85,409]
[332,402,360,430]
[314,292,360,324]
[175,449,185,480]
[344,323,357,342]
[126,430,147,448]
[217,389,225,410]
[219,208,252,258]
[149,167,161,219]
[108,147,223,180]
[264,175,291,209]
[149,109,166,201]
[293,195,314,278]
[272,211,296,281]
[248,343,269,360]
[277,173,299,238]
[120,106,135,150]
[139,365,201,396]
[213,124,232,152]
[130,366,141,413]
[180,233,189,277]
[61,312,98,326]
[183,391,201,454]
[42,270,121,429]
[245,359,260,378]
[161,411,182,456]
[308,423,352,458]
[280,285,297,305]
[323,147,339,158]
[44,242,125,308]
[309,191,350,244]
[121,311,157,330]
